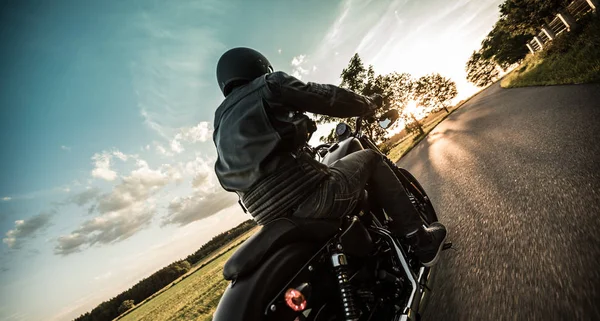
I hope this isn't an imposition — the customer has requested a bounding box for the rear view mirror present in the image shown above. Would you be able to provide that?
[379,119,392,129]
[378,109,399,129]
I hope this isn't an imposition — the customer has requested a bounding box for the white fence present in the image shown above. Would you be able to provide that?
[526,0,597,54]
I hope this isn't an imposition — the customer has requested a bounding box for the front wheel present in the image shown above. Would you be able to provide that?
[385,159,438,225]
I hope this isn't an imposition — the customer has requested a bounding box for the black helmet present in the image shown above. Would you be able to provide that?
[216,47,273,96]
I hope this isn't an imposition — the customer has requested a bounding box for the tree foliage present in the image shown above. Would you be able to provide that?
[413,73,458,113]
[317,54,413,143]
[498,0,570,36]
[117,300,135,314]
[465,0,570,85]
[340,53,367,92]
[403,113,424,136]
[316,54,460,143]
[466,50,500,87]
[481,21,531,68]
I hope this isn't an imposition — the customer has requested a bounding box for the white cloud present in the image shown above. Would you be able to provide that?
[61,145,71,152]
[182,154,215,189]
[112,151,129,161]
[54,233,87,255]
[162,190,236,226]
[3,211,54,249]
[181,121,212,143]
[291,54,306,66]
[1,197,11,201]
[291,54,311,80]
[161,153,235,226]
[169,121,213,154]
[56,203,156,256]
[65,187,102,207]
[191,171,210,188]
[169,139,184,154]
[90,152,117,181]
[56,157,183,255]
[55,202,155,255]
[292,66,309,79]
[96,159,180,214]
[154,143,174,156]
[90,150,137,181]
[140,109,170,139]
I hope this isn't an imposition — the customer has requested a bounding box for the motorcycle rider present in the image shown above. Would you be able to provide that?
[213,47,447,266]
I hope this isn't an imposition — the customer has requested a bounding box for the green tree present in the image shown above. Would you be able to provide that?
[386,72,413,110]
[466,0,569,88]
[317,54,406,143]
[340,53,367,92]
[358,68,395,142]
[498,0,570,36]
[480,21,531,68]
[413,73,458,113]
[403,113,424,136]
[118,300,135,314]
[319,127,338,144]
[466,50,500,87]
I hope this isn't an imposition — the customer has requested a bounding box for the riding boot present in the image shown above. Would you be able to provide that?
[404,222,447,267]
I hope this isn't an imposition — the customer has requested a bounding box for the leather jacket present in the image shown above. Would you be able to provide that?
[213,71,375,223]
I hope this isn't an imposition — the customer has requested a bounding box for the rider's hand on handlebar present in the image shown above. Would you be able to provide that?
[364,94,383,122]
[368,94,384,109]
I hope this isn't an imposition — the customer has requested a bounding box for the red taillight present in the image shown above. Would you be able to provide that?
[285,288,307,311]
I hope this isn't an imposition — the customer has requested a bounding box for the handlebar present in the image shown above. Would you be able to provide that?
[353,117,363,136]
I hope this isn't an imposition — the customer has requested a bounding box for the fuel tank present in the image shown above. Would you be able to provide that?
[321,137,364,166]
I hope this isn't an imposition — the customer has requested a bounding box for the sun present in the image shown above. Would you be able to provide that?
[403,100,427,120]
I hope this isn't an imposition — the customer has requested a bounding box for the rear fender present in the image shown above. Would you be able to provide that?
[213,243,327,321]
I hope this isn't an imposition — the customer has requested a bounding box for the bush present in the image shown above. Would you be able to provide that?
[502,15,600,87]
[117,300,135,314]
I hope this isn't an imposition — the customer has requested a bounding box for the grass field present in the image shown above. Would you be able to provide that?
[116,228,258,321]
[119,246,235,321]
[501,16,600,88]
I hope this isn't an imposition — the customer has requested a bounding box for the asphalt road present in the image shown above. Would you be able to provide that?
[397,82,600,320]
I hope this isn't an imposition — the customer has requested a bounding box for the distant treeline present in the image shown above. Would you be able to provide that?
[74,219,257,321]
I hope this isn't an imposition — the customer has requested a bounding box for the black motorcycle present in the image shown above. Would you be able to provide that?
[213,113,450,321]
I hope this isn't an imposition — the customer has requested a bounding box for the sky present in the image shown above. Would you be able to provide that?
[0,0,503,320]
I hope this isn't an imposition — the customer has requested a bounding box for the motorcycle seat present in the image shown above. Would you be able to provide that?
[223,217,339,281]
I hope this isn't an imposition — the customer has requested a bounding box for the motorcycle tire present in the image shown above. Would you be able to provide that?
[386,160,439,225]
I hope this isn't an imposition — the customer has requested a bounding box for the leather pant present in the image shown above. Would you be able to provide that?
[292,149,423,235]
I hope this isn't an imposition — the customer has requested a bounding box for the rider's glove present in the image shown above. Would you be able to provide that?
[364,94,383,122]
[368,94,384,109]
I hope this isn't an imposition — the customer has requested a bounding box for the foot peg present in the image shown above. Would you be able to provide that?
[442,242,452,251]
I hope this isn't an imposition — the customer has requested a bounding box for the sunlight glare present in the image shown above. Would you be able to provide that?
[404,100,427,120]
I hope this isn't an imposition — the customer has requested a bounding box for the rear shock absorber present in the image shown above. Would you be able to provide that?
[331,251,360,321]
